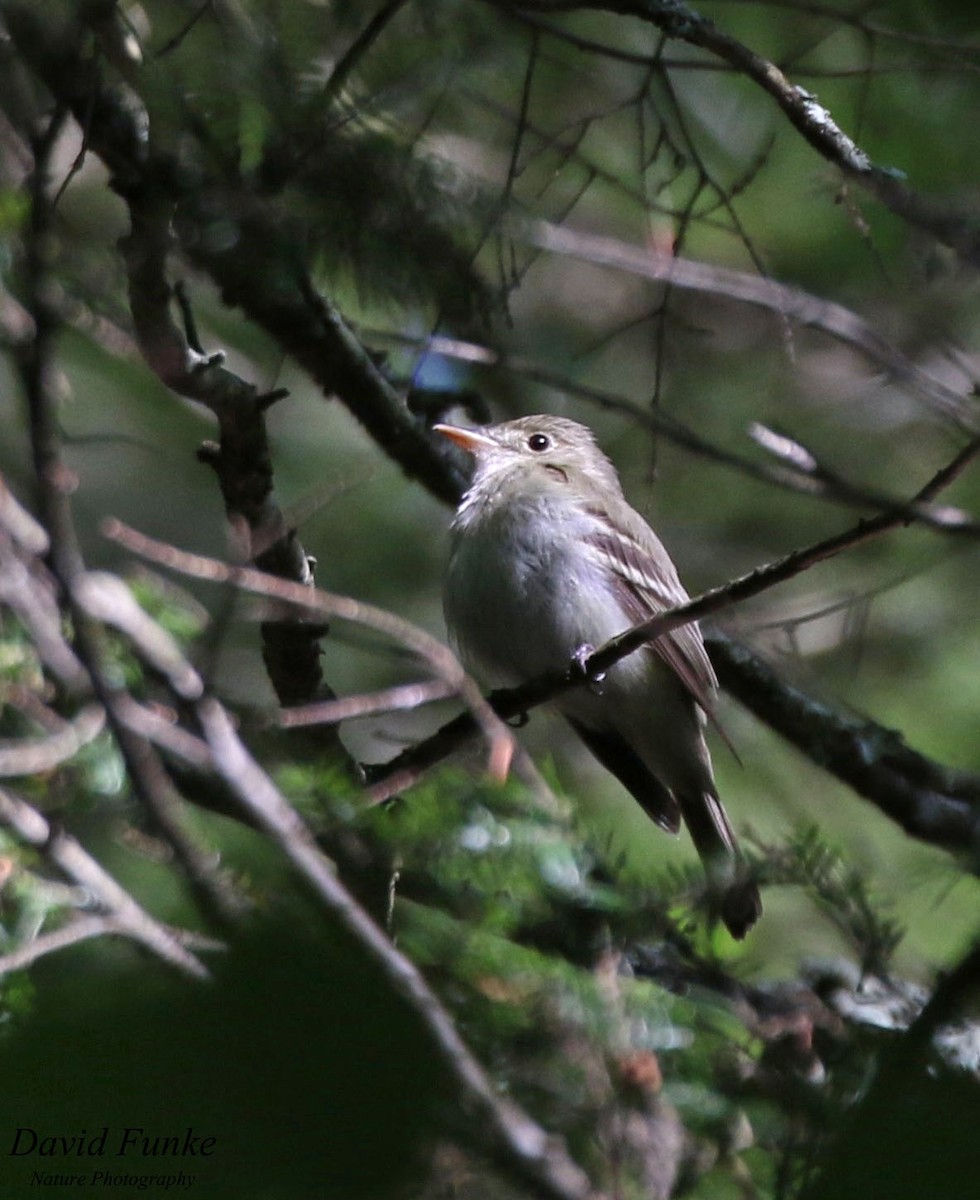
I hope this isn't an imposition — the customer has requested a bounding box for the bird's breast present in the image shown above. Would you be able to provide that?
[445,494,633,687]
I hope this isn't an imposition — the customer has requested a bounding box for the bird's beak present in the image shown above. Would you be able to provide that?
[432,424,497,455]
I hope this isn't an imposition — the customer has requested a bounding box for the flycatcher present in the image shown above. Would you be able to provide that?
[435,414,761,938]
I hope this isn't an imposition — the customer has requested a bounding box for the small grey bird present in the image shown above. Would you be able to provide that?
[435,414,761,938]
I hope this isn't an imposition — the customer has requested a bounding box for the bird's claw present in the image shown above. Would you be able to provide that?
[571,644,605,695]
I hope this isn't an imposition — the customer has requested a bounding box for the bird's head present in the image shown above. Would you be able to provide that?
[434,414,623,498]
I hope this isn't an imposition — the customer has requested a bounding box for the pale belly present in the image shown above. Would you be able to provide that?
[445,508,629,687]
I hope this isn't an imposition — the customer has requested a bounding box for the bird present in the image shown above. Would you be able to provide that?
[434,413,761,938]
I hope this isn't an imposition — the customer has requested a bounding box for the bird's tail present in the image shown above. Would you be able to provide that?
[676,789,762,940]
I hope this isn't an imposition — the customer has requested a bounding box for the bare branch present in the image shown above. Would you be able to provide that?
[101,519,524,790]
[280,680,460,728]
[113,696,215,772]
[0,529,88,691]
[498,0,980,266]
[119,187,339,721]
[0,472,48,555]
[321,0,411,105]
[373,327,980,531]
[581,436,980,679]
[0,915,119,976]
[708,632,980,851]
[0,704,105,777]
[76,571,205,700]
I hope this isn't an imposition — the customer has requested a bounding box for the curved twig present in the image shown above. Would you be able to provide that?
[0,786,211,979]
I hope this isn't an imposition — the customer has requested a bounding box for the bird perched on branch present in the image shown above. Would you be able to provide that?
[435,414,761,938]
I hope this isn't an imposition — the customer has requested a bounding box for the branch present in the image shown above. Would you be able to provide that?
[378,326,980,531]
[280,680,459,728]
[0,472,49,556]
[0,525,88,692]
[708,633,980,851]
[0,915,118,976]
[119,186,339,720]
[101,519,531,793]
[583,436,980,679]
[0,703,105,777]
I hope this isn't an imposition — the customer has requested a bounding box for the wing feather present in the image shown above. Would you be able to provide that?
[584,507,718,716]
[566,717,681,833]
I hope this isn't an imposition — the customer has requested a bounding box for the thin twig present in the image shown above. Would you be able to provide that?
[280,680,459,728]
[585,436,980,679]
[0,914,117,976]
[373,325,980,532]
[0,530,88,691]
[497,0,980,266]
[321,0,410,104]
[101,518,520,787]
[113,696,215,772]
[0,472,49,555]
[0,704,105,777]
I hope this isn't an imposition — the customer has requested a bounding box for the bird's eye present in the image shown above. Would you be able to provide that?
[527,433,551,452]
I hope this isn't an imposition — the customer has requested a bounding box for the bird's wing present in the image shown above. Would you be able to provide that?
[566,717,681,834]
[583,506,719,718]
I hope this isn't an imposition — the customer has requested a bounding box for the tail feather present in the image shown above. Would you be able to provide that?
[676,789,761,940]
[719,878,763,940]
[567,721,762,939]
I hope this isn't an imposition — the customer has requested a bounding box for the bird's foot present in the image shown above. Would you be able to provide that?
[571,644,605,695]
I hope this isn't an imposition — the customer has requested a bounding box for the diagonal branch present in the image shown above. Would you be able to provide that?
[523,220,979,432]
[379,326,980,531]
[100,519,532,794]
[583,435,980,679]
[0,703,105,777]
[708,632,980,851]
[195,697,599,1200]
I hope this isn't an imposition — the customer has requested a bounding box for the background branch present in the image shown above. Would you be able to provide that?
[505,0,980,266]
